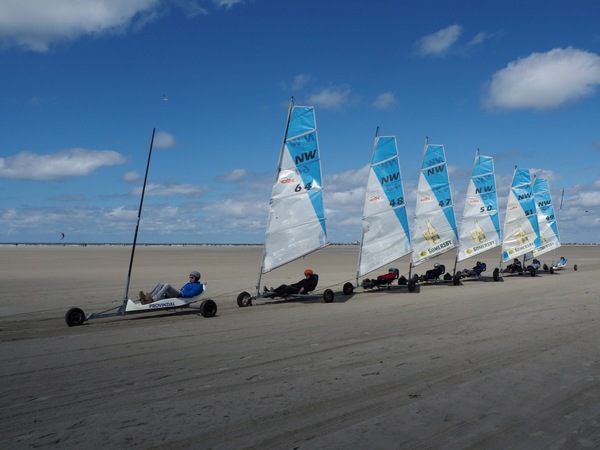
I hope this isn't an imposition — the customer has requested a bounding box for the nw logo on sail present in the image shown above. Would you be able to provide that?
[475,185,494,194]
[517,192,532,200]
[426,165,445,176]
[294,149,317,164]
[538,200,551,207]
[381,172,400,184]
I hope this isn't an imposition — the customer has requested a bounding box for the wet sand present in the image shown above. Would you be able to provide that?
[1,244,599,449]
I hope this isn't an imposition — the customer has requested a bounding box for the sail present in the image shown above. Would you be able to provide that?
[411,143,459,266]
[501,168,541,262]
[456,152,501,261]
[357,135,411,277]
[262,101,328,273]
[531,177,561,258]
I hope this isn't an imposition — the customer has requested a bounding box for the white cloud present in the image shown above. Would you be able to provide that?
[133,182,208,197]
[484,47,600,110]
[0,0,245,52]
[416,24,462,57]
[291,73,311,91]
[0,148,125,180]
[218,168,249,183]
[154,130,176,149]
[123,171,140,183]
[0,0,161,52]
[308,86,351,110]
[372,92,398,110]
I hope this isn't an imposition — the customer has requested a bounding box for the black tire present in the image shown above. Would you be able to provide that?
[408,280,416,292]
[453,274,461,286]
[543,264,549,271]
[237,291,252,307]
[323,289,334,303]
[199,299,217,317]
[549,267,554,274]
[343,282,354,295]
[65,307,86,327]
[493,268,500,282]
[528,267,536,277]
[574,264,578,271]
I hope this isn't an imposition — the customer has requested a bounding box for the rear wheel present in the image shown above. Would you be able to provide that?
[493,268,500,282]
[453,274,461,286]
[323,289,334,303]
[343,282,354,295]
[407,280,416,292]
[528,267,536,277]
[199,299,217,317]
[574,264,578,271]
[237,291,252,307]
[549,267,554,274]
[65,307,85,327]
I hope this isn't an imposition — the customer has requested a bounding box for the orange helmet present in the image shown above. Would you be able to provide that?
[304,269,313,275]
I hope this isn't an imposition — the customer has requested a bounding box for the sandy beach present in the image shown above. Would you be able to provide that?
[1,244,599,449]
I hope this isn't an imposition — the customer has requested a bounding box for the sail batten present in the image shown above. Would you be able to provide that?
[411,143,459,266]
[456,152,501,261]
[501,168,541,262]
[357,135,411,278]
[261,101,328,274]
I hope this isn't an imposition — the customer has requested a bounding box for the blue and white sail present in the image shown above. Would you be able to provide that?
[531,177,560,257]
[357,134,411,279]
[261,99,328,274]
[411,142,459,266]
[457,151,501,262]
[501,168,541,262]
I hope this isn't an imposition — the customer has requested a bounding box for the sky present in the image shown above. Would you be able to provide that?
[1,0,599,246]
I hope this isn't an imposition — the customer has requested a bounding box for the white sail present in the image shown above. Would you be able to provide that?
[411,143,459,266]
[357,135,411,278]
[531,177,561,258]
[262,100,328,274]
[456,151,501,262]
[501,168,541,262]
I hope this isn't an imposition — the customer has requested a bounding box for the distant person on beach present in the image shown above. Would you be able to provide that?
[362,268,399,288]
[423,262,445,281]
[265,269,318,297]
[140,270,203,304]
[505,258,522,273]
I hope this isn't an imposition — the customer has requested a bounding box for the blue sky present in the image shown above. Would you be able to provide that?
[1,0,599,245]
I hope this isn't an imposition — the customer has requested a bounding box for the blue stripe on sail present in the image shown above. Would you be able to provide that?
[372,157,410,237]
[287,106,315,139]
[372,137,397,164]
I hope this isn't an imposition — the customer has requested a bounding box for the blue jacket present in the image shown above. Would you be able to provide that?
[180,281,204,297]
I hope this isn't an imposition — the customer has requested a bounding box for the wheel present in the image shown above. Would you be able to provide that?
[549,267,554,274]
[493,268,500,282]
[199,299,217,317]
[323,289,334,303]
[528,267,536,277]
[574,264,578,271]
[65,307,86,327]
[407,280,416,292]
[453,274,461,286]
[343,282,354,295]
[237,291,252,307]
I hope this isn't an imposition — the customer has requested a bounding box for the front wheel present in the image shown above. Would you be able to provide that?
[323,289,334,303]
[574,264,578,271]
[493,268,500,282]
[343,282,354,295]
[237,291,252,307]
[453,274,461,286]
[549,267,554,274]
[407,280,416,292]
[528,267,536,277]
[199,299,217,317]
[65,307,86,327]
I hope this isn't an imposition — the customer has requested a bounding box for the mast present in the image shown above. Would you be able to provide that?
[119,128,155,315]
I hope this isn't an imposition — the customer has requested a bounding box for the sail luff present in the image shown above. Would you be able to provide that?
[260,101,329,276]
[531,177,561,258]
[500,168,541,262]
[456,151,501,262]
[411,143,459,267]
[356,135,411,281]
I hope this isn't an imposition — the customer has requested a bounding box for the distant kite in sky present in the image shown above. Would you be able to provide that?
[163,95,168,101]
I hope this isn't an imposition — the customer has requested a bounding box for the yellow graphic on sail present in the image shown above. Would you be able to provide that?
[423,219,441,245]
[469,220,486,243]
[515,224,529,245]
